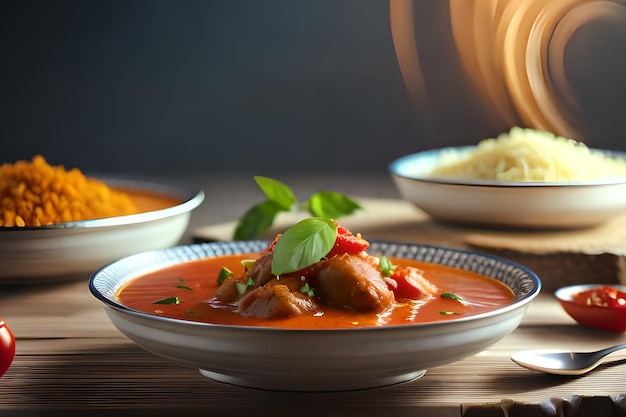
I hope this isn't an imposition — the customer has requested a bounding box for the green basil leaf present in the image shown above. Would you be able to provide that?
[306,191,361,219]
[233,200,284,240]
[271,217,337,276]
[254,176,297,210]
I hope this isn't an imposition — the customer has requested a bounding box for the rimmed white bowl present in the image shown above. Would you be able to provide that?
[389,147,626,229]
[89,240,541,392]
[0,178,204,284]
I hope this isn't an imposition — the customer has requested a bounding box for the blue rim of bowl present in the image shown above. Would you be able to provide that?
[88,239,542,333]
[389,146,626,188]
[0,177,205,230]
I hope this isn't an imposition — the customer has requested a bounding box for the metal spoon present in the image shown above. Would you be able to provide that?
[511,342,626,375]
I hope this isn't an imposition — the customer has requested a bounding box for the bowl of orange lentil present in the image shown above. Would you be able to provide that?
[0,156,204,284]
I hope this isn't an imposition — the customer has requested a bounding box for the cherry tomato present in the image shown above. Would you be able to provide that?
[0,318,15,378]
[326,224,369,258]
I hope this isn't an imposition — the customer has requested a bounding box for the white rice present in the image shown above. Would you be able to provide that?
[429,127,626,182]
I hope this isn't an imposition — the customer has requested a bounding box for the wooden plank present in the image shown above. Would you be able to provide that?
[2,281,626,412]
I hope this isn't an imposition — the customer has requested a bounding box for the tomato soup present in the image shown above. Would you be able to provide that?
[116,254,515,329]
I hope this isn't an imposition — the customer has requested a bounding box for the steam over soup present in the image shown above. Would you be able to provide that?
[116,220,514,329]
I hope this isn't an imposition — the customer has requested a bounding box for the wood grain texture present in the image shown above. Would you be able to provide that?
[2,278,626,415]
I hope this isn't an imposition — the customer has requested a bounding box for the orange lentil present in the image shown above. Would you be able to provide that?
[0,155,138,227]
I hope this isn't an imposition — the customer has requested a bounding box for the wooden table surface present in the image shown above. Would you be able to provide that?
[2,173,626,416]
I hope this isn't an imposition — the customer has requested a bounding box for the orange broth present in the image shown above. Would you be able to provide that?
[121,188,182,213]
[116,254,515,329]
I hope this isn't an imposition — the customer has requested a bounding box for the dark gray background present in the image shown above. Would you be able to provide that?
[1,0,625,176]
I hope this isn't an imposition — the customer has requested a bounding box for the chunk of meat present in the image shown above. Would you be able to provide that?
[246,252,275,287]
[310,254,394,312]
[238,276,318,319]
[215,275,247,303]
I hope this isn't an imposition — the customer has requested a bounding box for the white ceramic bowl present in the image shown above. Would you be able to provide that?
[89,240,541,391]
[389,147,626,229]
[0,178,204,284]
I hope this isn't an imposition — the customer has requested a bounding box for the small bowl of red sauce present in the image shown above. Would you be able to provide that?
[555,284,626,332]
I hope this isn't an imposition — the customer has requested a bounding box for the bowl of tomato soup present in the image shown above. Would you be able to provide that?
[89,238,540,391]
[555,284,626,332]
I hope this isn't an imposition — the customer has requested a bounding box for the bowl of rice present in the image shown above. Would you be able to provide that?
[0,156,204,284]
[389,127,626,229]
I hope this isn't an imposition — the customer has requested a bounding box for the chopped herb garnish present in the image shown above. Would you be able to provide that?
[379,256,396,277]
[235,282,247,296]
[153,297,180,305]
[236,277,256,296]
[217,267,234,286]
[233,176,360,240]
[241,259,256,270]
[300,282,315,297]
[176,284,193,291]
[439,311,459,315]
[440,292,466,304]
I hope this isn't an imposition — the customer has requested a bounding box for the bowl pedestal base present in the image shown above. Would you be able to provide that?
[198,368,427,391]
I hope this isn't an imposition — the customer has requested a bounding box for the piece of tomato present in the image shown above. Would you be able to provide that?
[0,318,15,378]
[388,266,435,300]
[261,234,281,255]
[326,224,369,258]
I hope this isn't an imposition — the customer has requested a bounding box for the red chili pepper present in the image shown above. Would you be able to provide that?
[0,318,15,378]
[326,223,369,258]
[571,286,626,308]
